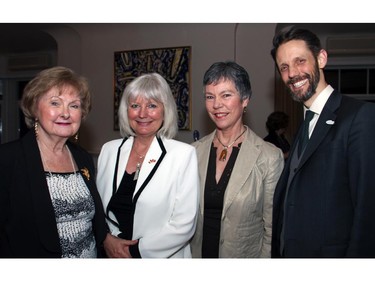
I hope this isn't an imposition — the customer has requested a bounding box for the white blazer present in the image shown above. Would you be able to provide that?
[97,136,199,258]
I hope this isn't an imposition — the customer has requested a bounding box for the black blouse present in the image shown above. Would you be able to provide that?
[202,143,240,258]
[107,171,136,240]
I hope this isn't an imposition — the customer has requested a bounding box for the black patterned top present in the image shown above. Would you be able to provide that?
[46,172,96,258]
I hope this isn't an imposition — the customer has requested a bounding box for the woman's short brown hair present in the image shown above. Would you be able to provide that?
[20,66,91,128]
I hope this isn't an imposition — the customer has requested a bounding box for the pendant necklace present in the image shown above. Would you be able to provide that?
[39,142,78,186]
[133,149,145,181]
[216,128,246,161]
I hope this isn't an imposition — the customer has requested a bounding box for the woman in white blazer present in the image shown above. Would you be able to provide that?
[97,73,199,258]
[190,62,284,258]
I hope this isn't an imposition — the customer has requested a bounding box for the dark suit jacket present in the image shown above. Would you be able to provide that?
[0,130,108,258]
[272,91,375,258]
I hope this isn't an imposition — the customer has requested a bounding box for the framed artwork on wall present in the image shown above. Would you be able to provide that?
[114,46,191,130]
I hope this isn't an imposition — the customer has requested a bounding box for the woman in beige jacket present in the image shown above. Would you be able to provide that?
[191,61,284,258]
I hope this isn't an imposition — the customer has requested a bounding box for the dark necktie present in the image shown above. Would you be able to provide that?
[298,110,315,157]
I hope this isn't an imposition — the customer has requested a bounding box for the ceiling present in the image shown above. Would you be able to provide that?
[2,23,375,54]
[276,23,375,35]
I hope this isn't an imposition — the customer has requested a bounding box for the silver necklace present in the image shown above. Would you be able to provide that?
[133,149,145,181]
[39,142,78,185]
[216,128,246,161]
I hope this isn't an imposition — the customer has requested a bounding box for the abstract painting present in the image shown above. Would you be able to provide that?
[114,46,191,130]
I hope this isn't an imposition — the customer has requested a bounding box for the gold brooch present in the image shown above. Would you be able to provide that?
[81,167,90,181]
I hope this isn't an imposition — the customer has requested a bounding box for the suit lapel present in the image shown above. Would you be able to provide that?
[21,131,61,254]
[135,137,163,189]
[67,142,96,195]
[222,128,261,217]
[298,91,341,168]
[133,137,166,202]
[113,136,165,197]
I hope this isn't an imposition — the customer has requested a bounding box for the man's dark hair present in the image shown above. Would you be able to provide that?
[270,26,322,62]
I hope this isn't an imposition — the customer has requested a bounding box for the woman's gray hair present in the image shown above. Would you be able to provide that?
[203,61,252,101]
[118,73,178,139]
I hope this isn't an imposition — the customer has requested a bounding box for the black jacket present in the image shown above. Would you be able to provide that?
[0,130,107,258]
[272,92,375,257]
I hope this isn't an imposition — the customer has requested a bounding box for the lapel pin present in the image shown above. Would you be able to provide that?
[81,167,90,180]
[326,120,335,125]
[148,159,156,164]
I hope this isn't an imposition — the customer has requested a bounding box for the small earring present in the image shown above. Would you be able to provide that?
[34,120,38,139]
[243,106,247,114]
[74,132,79,142]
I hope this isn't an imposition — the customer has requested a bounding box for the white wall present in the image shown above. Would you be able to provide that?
[46,23,278,154]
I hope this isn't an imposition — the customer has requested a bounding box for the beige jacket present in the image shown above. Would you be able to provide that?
[190,126,284,258]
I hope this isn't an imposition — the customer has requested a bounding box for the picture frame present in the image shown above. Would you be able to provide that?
[114,46,191,130]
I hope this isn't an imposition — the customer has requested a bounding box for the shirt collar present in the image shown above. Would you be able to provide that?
[305,84,334,115]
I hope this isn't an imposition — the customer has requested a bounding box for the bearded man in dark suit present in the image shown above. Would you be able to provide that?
[270,26,375,258]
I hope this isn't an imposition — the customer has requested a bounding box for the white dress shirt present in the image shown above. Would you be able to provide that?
[304,84,334,138]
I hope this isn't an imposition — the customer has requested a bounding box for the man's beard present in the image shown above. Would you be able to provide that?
[286,64,320,103]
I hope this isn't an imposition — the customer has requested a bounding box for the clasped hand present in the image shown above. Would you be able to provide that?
[103,233,138,258]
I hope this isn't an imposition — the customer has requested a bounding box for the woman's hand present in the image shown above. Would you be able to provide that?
[103,233,138,258]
